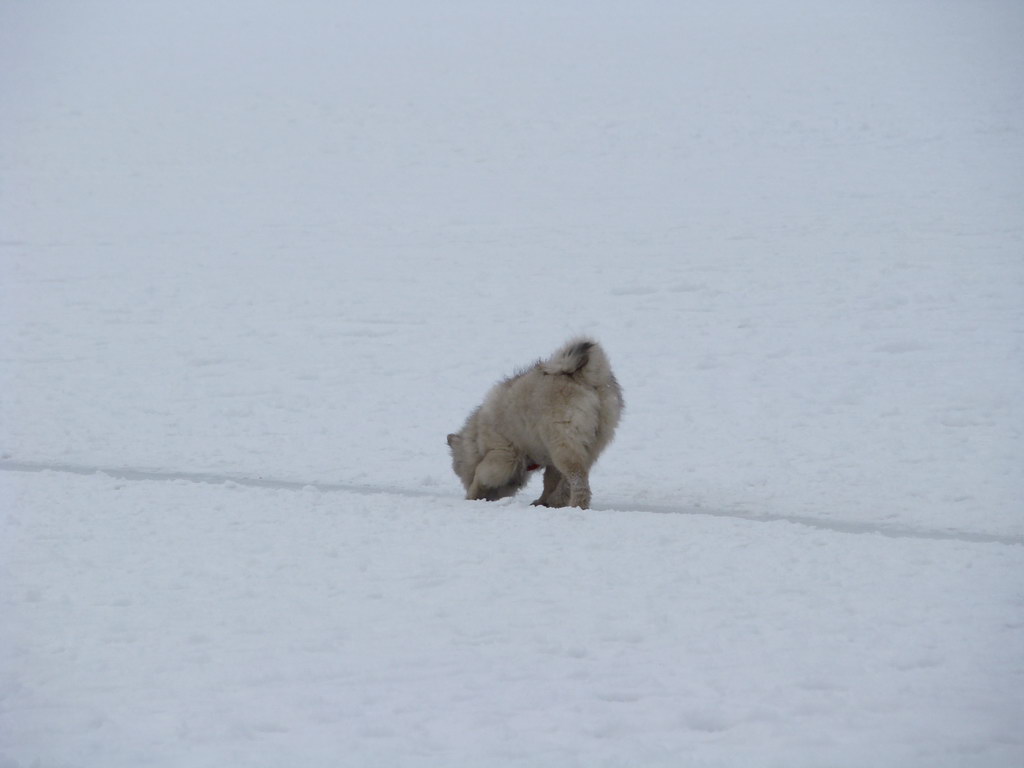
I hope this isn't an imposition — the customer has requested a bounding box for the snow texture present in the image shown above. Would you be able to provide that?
[2,1,1023,766]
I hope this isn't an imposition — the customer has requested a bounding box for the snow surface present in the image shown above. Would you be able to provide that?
[2,1,1023,765]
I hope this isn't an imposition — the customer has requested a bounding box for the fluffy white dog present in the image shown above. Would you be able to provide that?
[447,338,623,509]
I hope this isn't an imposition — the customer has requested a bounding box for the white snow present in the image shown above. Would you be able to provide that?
[2,1,1023,766]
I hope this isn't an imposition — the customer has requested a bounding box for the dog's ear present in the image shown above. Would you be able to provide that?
[447,433,460,447]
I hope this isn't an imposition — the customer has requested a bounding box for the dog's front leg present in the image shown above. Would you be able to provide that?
[467,449,519,501]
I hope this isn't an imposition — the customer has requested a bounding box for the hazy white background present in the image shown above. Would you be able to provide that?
[2,2,1022,765]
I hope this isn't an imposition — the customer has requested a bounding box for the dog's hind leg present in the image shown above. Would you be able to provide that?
[531,466,568,507]
[548,452,591,510]
[564,468,591,509]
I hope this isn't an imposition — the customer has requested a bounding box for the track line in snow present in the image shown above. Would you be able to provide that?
[2,458,1020,547]
[0,458,445,499]
[605,498,1024,547]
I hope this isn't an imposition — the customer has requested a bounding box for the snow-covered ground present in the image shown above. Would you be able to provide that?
[5,470,1023,767]
[2,1,1022,765]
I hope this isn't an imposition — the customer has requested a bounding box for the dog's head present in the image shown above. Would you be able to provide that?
[447,429,526,501]
[446,431,477,494]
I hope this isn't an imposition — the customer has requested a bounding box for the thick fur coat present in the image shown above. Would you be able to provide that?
[447,337,623,509]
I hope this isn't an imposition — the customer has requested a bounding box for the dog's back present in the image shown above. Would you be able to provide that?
[448,337,623,509]
[525,337,622,458]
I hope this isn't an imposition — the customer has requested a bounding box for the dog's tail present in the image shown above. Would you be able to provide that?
[541,337,613,387]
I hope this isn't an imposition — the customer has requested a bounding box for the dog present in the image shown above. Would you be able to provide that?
[447,337,623,509]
